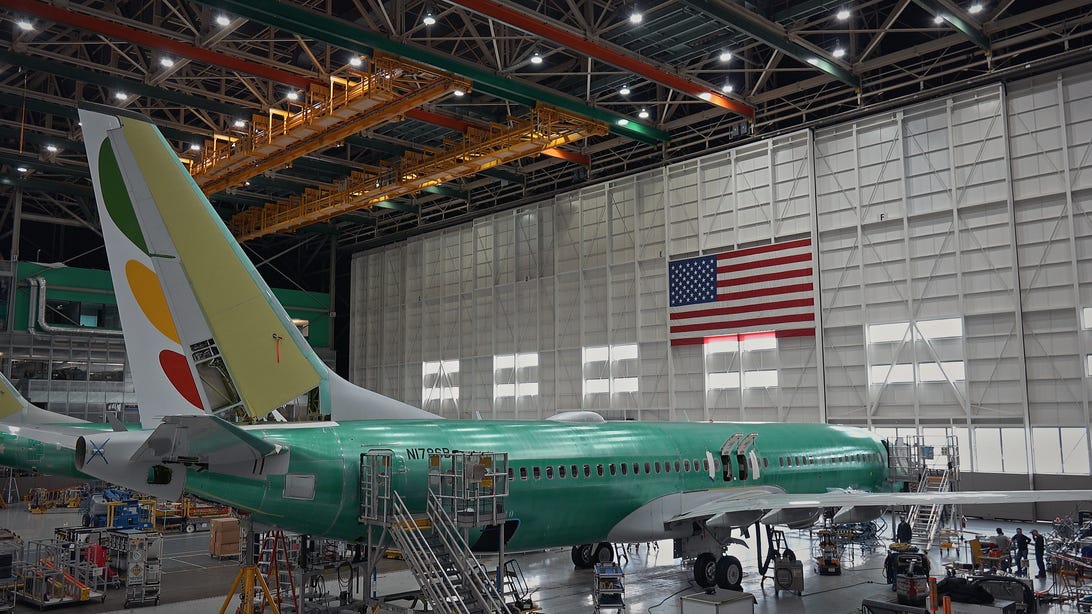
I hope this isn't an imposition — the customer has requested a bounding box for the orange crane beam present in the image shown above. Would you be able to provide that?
[230,104,608,240]
[190,53,471,195]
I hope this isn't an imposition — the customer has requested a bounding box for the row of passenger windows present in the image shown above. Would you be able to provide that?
[776,452,882,467]
[509,451,881,481]
[510,458,711,481]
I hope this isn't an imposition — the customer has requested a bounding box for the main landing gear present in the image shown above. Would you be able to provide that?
[571,542,614,569]
[692,553,744,591]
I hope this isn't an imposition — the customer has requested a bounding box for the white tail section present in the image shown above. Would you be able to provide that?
[80,105,435,422]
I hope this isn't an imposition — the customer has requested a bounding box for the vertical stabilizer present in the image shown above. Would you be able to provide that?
[80,105,436,422]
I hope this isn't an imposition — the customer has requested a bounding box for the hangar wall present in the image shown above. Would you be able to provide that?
[351,65,1092,477]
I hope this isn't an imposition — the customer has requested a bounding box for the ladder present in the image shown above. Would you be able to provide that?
[389,491,506,614]
[908,467,950,552]
[256,530,298,613]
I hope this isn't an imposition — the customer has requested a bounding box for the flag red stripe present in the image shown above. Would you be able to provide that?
[717,267,812,287]
[669,327,817,346]
[716,282,814,302]
[670,312,815,334]
[669,297,814,320]
[716,252,811,274]
[715,238,812,261]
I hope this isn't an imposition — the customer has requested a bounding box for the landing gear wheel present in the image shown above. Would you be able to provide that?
[715,555,743,591]
[782,548,796,562]
[594,542,614,563]
[571,544,595,569]
[184,523,196,534]
[693,553,717,588]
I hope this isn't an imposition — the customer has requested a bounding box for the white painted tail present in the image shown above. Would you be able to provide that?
[80,105,434,423]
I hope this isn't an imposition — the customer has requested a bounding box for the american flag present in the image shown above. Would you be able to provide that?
[668,238,816,346]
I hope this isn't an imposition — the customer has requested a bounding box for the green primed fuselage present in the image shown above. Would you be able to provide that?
[179,420,889,550]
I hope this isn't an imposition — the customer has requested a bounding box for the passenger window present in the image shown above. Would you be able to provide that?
[633,462,640,474]
[584,464,591,477]
[559,465,567,478]
[572,464,579,478]
[533,466,541,480]
[654,462,662,474]
[683,460,691,472]
[644,462,651,474]
[762,457,768,468]
[609,463,617,476]
[794,456,801,465]
[508,468,514,479]
[674,461,682,472]
[597,464,604,477]
[519,467,528,480]
[621,463,628,475]
[545,466,553,479]
[664,461,672,473]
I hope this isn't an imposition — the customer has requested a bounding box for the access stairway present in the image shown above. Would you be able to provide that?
[907,467,951,552]
[389,491,506,614]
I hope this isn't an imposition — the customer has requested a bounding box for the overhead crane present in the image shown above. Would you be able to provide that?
[188,53,471,195]
[229,104,608,241]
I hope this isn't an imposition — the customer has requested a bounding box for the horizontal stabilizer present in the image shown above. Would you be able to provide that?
[131,415,289,476]
[0,371,86,426]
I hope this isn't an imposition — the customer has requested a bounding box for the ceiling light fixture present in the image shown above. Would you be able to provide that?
[836,8,850,20]
[638,108,650,119]
[719,50,732,62]
[286,91,300,101]
[530,52,543,65]
[215,15,231,26]
[16,20,34,31]
[160,57,175,68]
[933,14,945,24]
[423,13,436,26]
[617,118,630,126]
[833,47,846,59]
[114,92,129,100]
[349,56,362,67]
[629,10,643,24]
[619,85,631,95]
[968,3,983,13]
[453,88,466,96]
[16,166,28,173]
[698,92,713,101]
[234,119,246,128]
[721,83,733,93]
[190,144,201,151]
[46,145,58,153]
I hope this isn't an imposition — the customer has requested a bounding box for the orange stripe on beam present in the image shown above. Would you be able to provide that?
[542,148,589,166]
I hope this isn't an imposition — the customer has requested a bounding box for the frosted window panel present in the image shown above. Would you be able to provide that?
[495,384,515,398]
[868,322,909,344]
[613,377,639,393]
[1060,428,1090,474]
[705,337,739,354]
[743,370,778,388]
[741,334,777,351]
[515,353,539,368]
[583,346,609,363]
[708,372,741,389]
[1087,355,1092,377]
[1031,428,1062,474]
[1000,428,1028,473]
[494,354,515,370]
[916,318,963,339]
[441,360,459,373]
[585,378,610,394]
[919,362,966,382]
[1083,307,1092,329]
[612,344,639,361]
[518,382,539,397]
[870,364,914,384]
[423,361,441,375]
[975,428,1002,473]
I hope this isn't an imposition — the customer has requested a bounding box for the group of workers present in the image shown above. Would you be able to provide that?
[895,518,1047,578]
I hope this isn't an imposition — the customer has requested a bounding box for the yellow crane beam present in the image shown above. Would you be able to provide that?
[189,53,471,195]
[229,104,608,241]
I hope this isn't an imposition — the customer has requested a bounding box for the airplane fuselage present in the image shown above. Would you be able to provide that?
[181,419,889,550]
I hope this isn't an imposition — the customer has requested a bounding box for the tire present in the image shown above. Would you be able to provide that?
[715,555,743,590]
[571,544,595,568]
[782,548,796,562]
[185,523,196,534]
[693,553,717,588]
[594,542,614,564]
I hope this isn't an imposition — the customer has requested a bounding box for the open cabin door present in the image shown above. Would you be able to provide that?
[719,433,759,482]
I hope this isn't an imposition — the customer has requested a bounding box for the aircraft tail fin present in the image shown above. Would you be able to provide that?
[79,105,435,423]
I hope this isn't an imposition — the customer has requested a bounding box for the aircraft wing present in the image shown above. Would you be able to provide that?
[671,489,1092,523]
[130,415,290,476]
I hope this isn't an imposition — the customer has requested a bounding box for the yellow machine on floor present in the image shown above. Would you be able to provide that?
[814,529,842,575]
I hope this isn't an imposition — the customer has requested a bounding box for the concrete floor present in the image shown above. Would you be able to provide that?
[0,506,1076,613]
